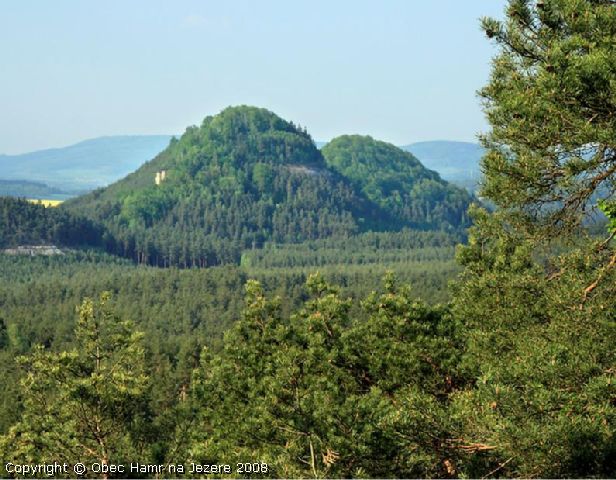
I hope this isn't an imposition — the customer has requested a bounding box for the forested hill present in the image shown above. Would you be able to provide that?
[62,106,473,267]
[322,135,472,229]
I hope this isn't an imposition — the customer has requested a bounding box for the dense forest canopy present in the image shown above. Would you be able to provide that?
[0,197,104,249]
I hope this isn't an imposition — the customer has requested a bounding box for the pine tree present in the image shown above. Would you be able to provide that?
[0,318,8,350]
[189,274,465,478]
[0,293,149,478]
[448,1,616,475]
[479,0,616,233]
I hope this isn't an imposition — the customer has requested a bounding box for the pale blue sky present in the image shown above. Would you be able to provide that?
[0,1,506,154]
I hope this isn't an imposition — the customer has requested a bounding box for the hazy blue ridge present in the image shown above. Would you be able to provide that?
[402,141,484,189]
[0,135,174,192]
[0,179,72,200]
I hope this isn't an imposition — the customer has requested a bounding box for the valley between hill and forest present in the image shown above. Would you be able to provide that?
[1,1,616,476]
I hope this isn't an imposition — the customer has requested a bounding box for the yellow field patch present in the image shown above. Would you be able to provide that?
[27,199,64,207]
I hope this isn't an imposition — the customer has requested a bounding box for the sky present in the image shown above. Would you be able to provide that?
[0,0,506,155]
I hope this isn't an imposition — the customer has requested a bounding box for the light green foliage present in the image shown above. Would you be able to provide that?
[252,162,275,192]
[599,199,616,232]
[121,187,173,228]
[0,293,150,476]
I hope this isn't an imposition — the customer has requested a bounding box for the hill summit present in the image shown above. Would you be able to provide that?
[65,106,473,267]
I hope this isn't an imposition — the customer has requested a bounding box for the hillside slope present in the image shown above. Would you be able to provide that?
[0,137,483,195]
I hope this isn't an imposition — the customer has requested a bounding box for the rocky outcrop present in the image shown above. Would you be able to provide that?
[3,245,65,256]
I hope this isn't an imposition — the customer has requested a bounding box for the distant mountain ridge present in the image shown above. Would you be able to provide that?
[0,180,71,200]
[402,141,484,191]
[0,135,174,192]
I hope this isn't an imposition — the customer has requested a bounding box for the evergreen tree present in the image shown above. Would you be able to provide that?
[448,1,616,476]
[0,318,8,350]
[479,0,616,233]
[0,293,150,478]
[189,274,463,478]
[451,207,616,477]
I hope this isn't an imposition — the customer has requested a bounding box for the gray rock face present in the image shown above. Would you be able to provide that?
[2,245,65,256]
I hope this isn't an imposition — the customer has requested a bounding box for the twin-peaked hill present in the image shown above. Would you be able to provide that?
[64,106,474,267]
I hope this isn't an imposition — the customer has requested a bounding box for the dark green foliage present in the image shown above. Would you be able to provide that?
[0,241,459,441]
[0,197,104,249]
[450,207,616,477]
[0,318,8,350]
[322,135,473,230]
[241,229,462,269]
[443,1,616,476]
[4,0,616,474]
[0,269,466,477]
